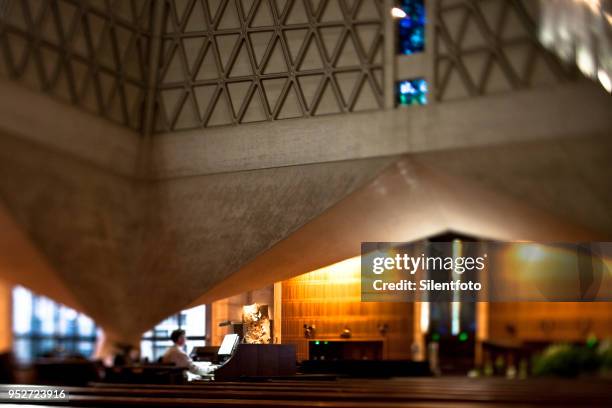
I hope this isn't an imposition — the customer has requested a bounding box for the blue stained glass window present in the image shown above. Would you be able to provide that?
[397,0,426,55]
[12,286,98,363]
[397,78,428,105]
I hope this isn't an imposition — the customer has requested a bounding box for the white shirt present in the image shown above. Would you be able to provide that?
[161,345,210,376]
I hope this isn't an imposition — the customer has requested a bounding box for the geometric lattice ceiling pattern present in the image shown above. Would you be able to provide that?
[0,0,151,130]
[0,0,583,133]
[434,0,575,102]
[154,0,385,131]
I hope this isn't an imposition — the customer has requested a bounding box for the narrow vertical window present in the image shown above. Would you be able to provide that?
[397,0,426,55]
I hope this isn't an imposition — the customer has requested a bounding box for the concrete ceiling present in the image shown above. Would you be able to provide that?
[0,128,394,342]
[194,136,610,304]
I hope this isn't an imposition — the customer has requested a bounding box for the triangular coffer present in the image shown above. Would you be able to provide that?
[88,14,106,52]
[218,0,241,29]
[110,0,133,23]
[96,27,117,69]
[441,8,467,44]
[240,87,267,122]
[333,71,361,106]
[185,1,208,32]
[318,26,343,61]
[309,0,323,16]
[39,46,61,86]
[356,0,379,20]
[262,78,287,113]
[460,16,486,50]
[352,77,379,111]
[207,89,234,126]
[207,0,224,22]
[215,34,241,72]
[313,78,341,115]
[227,81,253,114]
[70,18,90,56]
[161,44,186,83]
[478,0,504,33]
[28,0,47,23]
[275,0,289,17]
[193,85,218,118]
[5,32,28,70]
[241,0,256,18]
[344,0,357,13]
[299,35,324,70]
[114,26,133,60]
[440,63,472,101]
[335,34,361,67]
[320,0,343,22]
[286,0,308,24]
[355,24,379,57]
[249,31,275,68]
[277,82,302,119]
[195,43,220,80]
[229,41,254,77]
[283,29,308,64]
[6,1,27,31]
[263,37,288,74]
[39,11,60,43]
[182,37,207,74]
[251,0,274,27]
[297,74,323,110]
[175,95,201,129]
[57,1,78,38]
[483,59,514,94]
[172,0,191,25]
[461,53,489,90]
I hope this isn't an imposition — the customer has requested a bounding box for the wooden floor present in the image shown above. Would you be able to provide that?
[1,377,611,407]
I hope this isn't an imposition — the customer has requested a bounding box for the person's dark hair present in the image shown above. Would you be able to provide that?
[170,329,186,343]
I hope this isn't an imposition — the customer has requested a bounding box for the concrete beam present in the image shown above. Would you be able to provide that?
[151,80,612,179]
[0,78,142,178]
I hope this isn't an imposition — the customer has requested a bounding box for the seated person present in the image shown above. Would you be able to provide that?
[162,329,211,376]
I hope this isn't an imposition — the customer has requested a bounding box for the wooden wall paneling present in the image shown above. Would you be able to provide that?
[281,259,413,362]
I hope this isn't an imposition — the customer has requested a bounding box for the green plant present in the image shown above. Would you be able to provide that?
[532,343,600,378]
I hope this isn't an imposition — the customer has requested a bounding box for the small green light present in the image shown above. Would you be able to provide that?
[324,341,329,345]
[432,333,440,342]
[315,341,320,345]
[586,335,598,348]
[459,332,468,342]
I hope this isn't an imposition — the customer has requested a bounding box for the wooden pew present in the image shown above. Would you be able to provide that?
[0,395,562,408]
[1,378,610,407]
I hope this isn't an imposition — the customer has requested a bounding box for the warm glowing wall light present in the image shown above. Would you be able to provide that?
[391,7,407,18]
